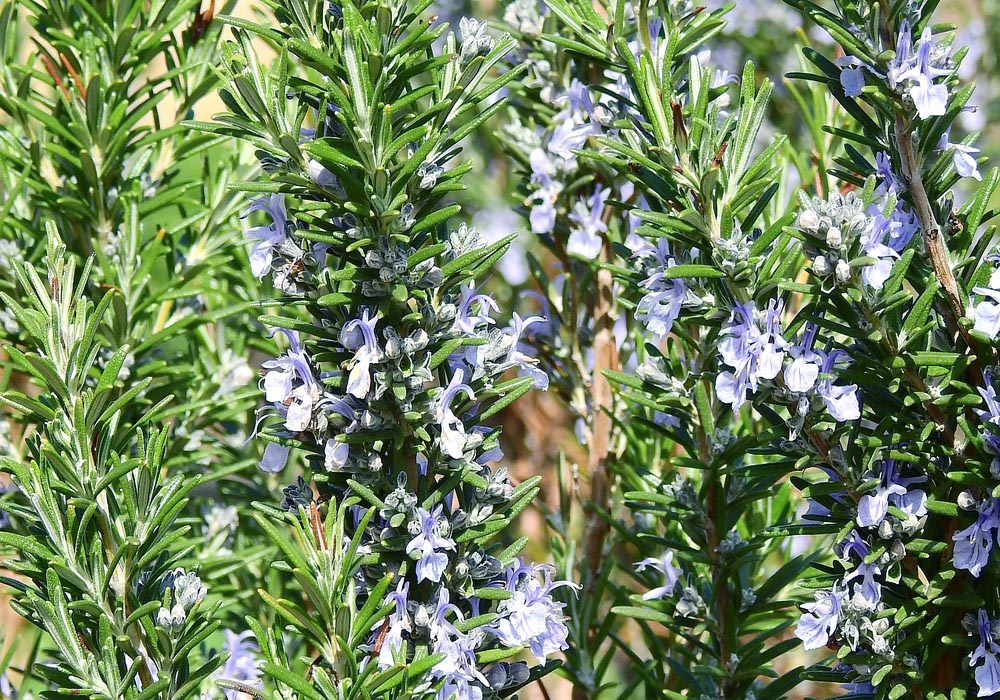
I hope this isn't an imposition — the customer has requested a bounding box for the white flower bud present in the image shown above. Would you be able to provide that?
[835,258,851,283]
[958,490,978,510]
[798,209,820,232]
[826,226,843,248]
[812,255,828,276]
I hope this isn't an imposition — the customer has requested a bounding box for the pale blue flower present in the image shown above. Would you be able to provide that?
[888,22,951,119]
[971,609,1000,697]
[567,185,610,258]
[716,300,788,410]
[816,350,861,421]
[938,131,983,180]
[845,561,882,611]
[977,373,1000,472]
[242,194,288,280]
[375,580,410,669]
[783,323,822,392]
[547,115,591,163]
[340,309,381,400]
[323,397,357,470]
[952,142,983,180]
[493,560,576,661]
[795,584,846,650]
[635,549,681,601]
[838,532,882,611]
[856,458,926,528]
[954,498,1000,578]
[876,203,920,255]
[218,630,263,700]
[455,284,498,335]
[635,239,686,340]
[261,329,313,405]
[528,149,560,234]
[860,230,897,290]
[259,442,291,474]
[506,313,549,389]
[435,370,476,459]
[835,57,867,96]
[873,151,902,197]
[406,506,456,583]
[973,274,1000,339]
[258,328,324,434]
[0,672,14,700]
[429,590,487,700]
[560,79,601,135]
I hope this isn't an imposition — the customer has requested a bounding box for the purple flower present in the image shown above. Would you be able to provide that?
[971,609,1000,697]
[506,313,549,389]
[716,299,788,410]
[784,323,822,393]
[815,350,860,422]
[835,57,868,96]
[406,506,456,583]
[567,185,610,258]
[493,560,576,662]
[887,23,951,119]
[843,679,876,697]
[856,458,926,528]
[872,203,920,256]
[259,328,323,436]
[873,151,902,197]
[242,194,288,279]
[323,398,357,470]
[795,584,846,650]
[635,550,681,601]
[340,309,381,400]
[938,132,982,180]
[435,370,476,459]
[978,373,1000,470]
[454,284,498,335]
[635,239,686,340]
[261,329,313,404]
[547,116,591,164]
[973,285,1000,339]
[375,580,410,669]
[217,630,263,699]
[259,442,291,473]
[954,498,1000,578]
[838,533,882,611]
[527,148,560,233]
[429,590,487,700]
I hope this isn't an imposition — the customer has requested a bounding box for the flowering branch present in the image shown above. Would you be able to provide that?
[208,2,576,699]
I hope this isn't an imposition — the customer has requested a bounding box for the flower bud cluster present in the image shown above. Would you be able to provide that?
[156,568,206,633]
